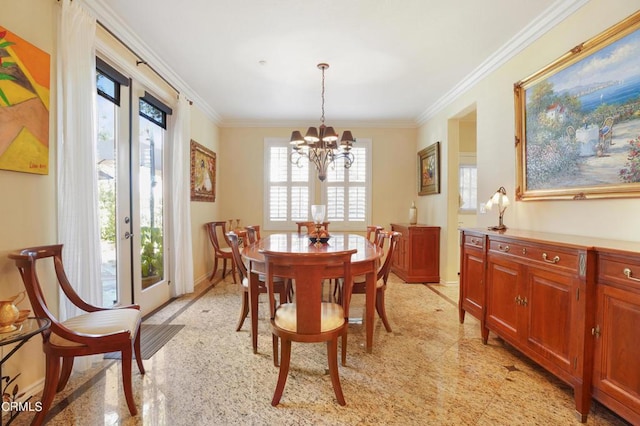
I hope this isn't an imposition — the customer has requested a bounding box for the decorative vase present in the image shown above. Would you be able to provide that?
[409,201,417,225]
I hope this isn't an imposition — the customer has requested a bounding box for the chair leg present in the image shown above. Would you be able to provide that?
[134,328,145,374]
[271,338,291,406]
[222,258,228,279]
[121,345,138,416]
[250,284,260,354]
[376,288,392,332]
[236,290,249,331]
[56,357,74,392]
[32,353,61,426]
[327,338,346,406]
[341,330,347,366]
[272,333,279,367]
[209,256,219,281]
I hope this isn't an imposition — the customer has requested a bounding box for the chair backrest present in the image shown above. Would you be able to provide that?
[244,225,261,245]
[378,231,402,283]
[296,221,314,234]
[8,244,106,334]
[226,232,248,282]
[366,226,384,244]
[296,221,329,234]
[262,249,356,335]
[205,221,229,254]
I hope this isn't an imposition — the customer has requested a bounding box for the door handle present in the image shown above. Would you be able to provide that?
[124,231,134,239]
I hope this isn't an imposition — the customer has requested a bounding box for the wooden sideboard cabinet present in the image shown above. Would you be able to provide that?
[592,248,640,425]
[390,224,440,283]
[458,228,601,422]
[459,228,640,423]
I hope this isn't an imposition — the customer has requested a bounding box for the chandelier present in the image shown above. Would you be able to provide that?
[289,63,355,181]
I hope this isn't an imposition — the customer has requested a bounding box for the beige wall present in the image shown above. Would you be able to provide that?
[0,0,58,396]
[218,126,418,235]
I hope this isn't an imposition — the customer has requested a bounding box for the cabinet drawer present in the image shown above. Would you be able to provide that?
[598,254,640,290]
[488,239,580,272]
[464,234,484,249]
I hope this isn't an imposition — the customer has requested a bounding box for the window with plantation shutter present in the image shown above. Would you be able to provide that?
[264,138,313,230]
[324,139,371,231]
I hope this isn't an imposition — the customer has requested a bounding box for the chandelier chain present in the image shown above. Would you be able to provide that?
[320,66,325,125]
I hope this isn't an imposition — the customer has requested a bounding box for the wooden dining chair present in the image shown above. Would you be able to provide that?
[9,244,145,426]
[366,225,384,243]
[205,221,236,283]
[352,231,401,332]
[226,232,288,353]
[263,248,356,406]
[244,225,261,245]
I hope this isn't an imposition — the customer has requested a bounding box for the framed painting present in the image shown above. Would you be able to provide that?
[190,140,216,202]
[418,141,440,196]
[0,27,50,174]
[515,11,640,200]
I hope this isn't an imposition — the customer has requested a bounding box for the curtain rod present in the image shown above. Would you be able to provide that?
[97,21,192,104]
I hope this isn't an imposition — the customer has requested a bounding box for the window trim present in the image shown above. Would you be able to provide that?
[321,138,372,231]
[458,152,477,214]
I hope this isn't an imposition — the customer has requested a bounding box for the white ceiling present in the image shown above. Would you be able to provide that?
[85,0,587,127]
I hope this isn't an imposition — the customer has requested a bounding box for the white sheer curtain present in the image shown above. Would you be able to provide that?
[170,96,194,296]
[56,0,102,370]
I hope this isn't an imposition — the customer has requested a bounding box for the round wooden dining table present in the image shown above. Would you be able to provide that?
[242,233,383,353]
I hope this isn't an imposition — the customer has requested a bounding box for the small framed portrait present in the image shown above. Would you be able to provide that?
[418,142,440,196]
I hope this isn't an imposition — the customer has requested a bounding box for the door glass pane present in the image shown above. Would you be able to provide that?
[97,95,118,306]
[139,109,164,289]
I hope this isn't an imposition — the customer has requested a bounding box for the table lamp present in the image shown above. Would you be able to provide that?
[486,186,509,231]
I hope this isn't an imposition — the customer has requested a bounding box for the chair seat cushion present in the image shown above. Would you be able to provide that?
[50,308,141,347]
[274,302,344,333]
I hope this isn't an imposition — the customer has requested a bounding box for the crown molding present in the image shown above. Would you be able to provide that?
[416,0,590,125]
[82,0,222,124]
[218,119,418,129]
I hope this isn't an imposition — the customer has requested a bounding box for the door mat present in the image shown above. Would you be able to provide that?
[104,323,184,360]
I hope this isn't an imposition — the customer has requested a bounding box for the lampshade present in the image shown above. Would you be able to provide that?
[304,127,319,142]
[290,131,304,145]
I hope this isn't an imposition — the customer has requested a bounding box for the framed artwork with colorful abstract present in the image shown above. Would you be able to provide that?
[0,27,50,174]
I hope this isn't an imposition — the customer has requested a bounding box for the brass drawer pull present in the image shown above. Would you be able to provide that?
[542,253,560,264]
[470,238,480,246]
[623,268,640,282]
[498,244,510,252]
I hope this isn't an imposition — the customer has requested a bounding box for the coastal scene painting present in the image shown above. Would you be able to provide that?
[515,12,640,200]
[0,27,50,174]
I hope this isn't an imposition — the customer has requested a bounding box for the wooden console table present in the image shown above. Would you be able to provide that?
[459,228,640,424]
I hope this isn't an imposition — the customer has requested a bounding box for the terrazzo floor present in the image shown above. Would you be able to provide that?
[12,273,632,425]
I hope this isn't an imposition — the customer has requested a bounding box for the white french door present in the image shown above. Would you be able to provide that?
[96,58,171,315]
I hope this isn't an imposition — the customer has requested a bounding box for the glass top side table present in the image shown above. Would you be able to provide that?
[1,317,51,426]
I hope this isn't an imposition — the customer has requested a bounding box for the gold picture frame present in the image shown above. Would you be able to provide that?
[515,11,640,201]
[190,140,216,202]
[418,141,440,196]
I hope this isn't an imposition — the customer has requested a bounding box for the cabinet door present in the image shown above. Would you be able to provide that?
[460,246,484,322]
[526,266,575,373]
[593,284,640,421]
[409,227,439,278]
[486,255,522,341]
